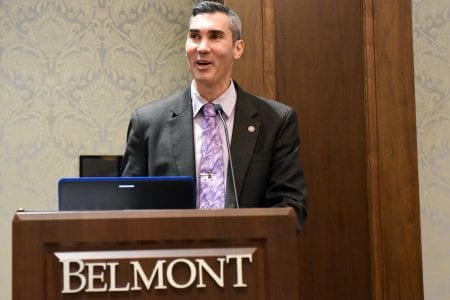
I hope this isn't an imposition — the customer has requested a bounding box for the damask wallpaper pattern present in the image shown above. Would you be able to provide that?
[0,0,194,297]
[413,0,450,299]
[1,0,449,299]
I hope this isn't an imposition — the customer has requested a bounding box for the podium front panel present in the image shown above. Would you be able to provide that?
[13,208,298,299]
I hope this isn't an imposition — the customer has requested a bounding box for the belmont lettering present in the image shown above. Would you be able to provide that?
[60,254,253,294]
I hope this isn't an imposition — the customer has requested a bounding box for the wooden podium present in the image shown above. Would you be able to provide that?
[12,208,298,299]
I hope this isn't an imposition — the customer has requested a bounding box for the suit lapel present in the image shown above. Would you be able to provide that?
[226,88,260,207]
[168,88,196,178]
[165,85,260,207]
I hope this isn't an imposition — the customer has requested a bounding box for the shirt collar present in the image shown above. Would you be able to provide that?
[191,80,237,118]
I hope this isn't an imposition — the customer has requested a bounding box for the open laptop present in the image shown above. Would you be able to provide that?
[58,176,195,211]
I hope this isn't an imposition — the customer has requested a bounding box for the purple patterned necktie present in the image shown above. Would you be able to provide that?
[198,103,225,209]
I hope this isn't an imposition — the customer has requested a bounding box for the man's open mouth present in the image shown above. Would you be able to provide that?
[197,60,211,66]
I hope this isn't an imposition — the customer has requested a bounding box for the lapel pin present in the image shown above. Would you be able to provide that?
[248,126,255,133]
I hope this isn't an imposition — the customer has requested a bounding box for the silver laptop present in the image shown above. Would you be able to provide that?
[58,176,195,211]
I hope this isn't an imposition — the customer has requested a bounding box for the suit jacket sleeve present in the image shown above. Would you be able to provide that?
[121,110,149,176]
[231,90,308,232]
[265,108,308,231]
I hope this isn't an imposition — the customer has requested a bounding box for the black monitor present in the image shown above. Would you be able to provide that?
[79,155,123,177]
[58,176,196,211]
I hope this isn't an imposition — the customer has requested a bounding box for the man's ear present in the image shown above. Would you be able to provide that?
[233,39,245,59]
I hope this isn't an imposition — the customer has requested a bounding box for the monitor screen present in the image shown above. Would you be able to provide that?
[79,155,123,177]
[58,176,196,211]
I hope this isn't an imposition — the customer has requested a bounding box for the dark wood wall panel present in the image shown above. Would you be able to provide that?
[227,0,423,298]
[226,0,266,97]
[371,0,423,298]
[274,0,371,299]
[226,0,276,99]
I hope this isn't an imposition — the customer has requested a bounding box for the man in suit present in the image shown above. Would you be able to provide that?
[122,1,307,230]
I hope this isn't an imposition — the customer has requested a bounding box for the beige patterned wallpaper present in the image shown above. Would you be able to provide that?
[0,0,194,298]
[1,0,449,299]
[413,0,450,299]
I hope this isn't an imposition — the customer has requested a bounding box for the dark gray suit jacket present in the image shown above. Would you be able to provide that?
[122,83,308,229]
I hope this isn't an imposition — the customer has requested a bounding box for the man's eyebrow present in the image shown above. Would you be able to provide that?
[188,29,225,36]
[209,30,225,37]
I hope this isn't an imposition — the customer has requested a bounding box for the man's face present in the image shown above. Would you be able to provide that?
[186,12,244,91]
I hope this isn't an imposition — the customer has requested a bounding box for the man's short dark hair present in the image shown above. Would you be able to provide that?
[191,1,242,43]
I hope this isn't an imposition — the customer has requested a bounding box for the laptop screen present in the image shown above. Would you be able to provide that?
[58,176,195,211]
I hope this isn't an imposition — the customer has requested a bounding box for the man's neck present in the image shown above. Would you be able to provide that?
[194,80,232,102]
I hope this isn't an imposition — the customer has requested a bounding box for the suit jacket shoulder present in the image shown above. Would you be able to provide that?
[132,88,192,126]
[122,87,195,177]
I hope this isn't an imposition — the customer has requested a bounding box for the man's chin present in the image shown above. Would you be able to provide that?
[193,75,214,86]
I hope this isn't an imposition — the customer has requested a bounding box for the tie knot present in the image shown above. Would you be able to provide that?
[202,103,216,118]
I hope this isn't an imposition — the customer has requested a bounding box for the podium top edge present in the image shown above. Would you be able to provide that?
[13,207,295,222]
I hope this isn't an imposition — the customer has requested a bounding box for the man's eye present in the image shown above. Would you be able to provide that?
[211,33,224,39]
[189,33,200,39]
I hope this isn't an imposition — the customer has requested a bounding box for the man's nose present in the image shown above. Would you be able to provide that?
[197,38,210,53]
